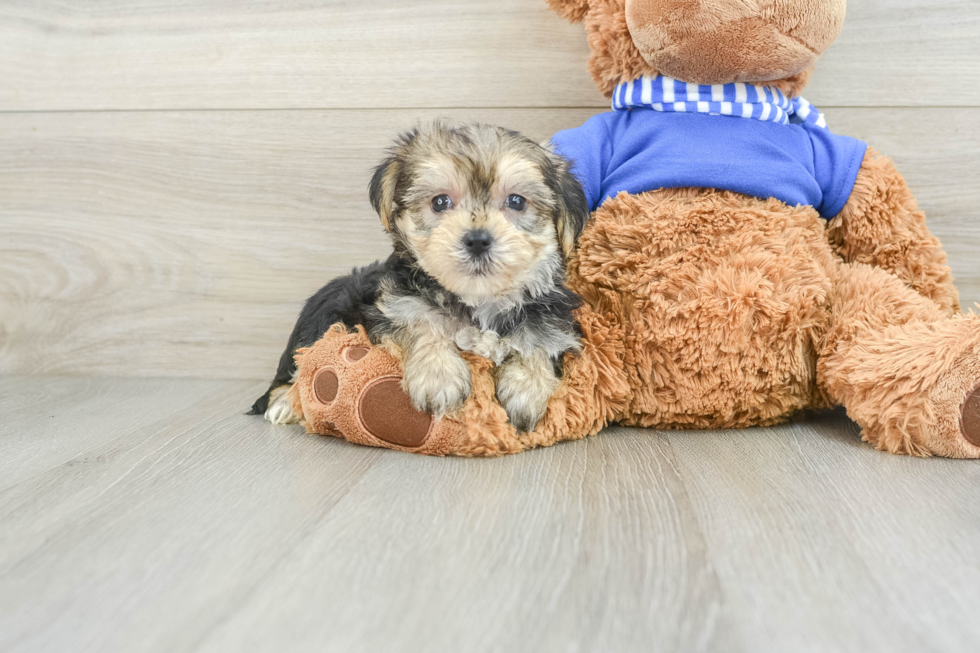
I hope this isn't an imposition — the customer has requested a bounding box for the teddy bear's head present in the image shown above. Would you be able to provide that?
[548,0,845,98]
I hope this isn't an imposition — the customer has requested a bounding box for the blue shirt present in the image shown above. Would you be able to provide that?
[550,109,868,219]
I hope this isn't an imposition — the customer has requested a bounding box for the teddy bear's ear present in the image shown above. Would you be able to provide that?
[545,0,590,23]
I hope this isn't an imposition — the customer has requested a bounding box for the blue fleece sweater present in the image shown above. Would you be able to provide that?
[550,107,868,219]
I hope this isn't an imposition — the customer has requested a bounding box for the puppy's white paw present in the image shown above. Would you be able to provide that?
[264,385,301,425]
[403,351,472,418]
[496,353,559,433]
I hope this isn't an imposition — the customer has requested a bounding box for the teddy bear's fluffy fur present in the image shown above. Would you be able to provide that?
[287,0,980,458]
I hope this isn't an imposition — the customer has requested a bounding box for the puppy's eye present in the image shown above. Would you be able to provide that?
[431,194,453,213]
[505,194,527,212]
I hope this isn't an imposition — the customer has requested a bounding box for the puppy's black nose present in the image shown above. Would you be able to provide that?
[463,229,493,256]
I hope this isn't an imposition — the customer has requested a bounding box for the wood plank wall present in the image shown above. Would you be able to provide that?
[1,0,979,379]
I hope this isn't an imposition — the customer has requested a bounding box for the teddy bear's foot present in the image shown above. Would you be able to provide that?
[825,315,980,458]
[290,325,455,452]
[962,382,980,448]
[291,324,548,456]
[817,262,980,458]
[288,309,630,456]
[885,332,980,459]
[330,371,433,447]
[921,339,980,458]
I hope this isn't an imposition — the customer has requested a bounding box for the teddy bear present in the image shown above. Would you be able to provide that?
[284,0,980,458]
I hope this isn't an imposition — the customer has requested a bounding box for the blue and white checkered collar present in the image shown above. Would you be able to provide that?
[612,75,828,129]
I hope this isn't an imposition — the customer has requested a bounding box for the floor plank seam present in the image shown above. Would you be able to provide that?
[187,443,386,652]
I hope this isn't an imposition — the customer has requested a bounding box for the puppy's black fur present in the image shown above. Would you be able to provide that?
[248,260,387,416]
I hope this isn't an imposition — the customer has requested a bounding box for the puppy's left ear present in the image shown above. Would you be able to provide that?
[550,155,590,259]
[369,156,400,232]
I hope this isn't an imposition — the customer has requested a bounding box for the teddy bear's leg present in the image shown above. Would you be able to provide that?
[289,326,440,449]
[818,262,980,457]
[826,148,960,314]
[290,308,630,456]
[290,325,518,456]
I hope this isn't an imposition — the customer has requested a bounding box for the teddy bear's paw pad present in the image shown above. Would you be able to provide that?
[345,347,370,362]
[961,382,980,448]
[313,368,339,405]
[358,376,433,448]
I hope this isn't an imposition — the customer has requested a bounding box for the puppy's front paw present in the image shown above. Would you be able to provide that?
[497,386,550,433]
[403,352,472,418]
[495,354,559,433]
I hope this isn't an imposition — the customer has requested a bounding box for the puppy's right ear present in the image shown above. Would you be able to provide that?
[369,156,400,232]
[545,0,590,22]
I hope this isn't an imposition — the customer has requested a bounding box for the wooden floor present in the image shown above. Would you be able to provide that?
[2,376,979,652]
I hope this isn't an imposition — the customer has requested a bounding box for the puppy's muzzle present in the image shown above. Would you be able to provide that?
[462,229,493,258]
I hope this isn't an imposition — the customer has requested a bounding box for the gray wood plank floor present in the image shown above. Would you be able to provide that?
[2,376,979,653]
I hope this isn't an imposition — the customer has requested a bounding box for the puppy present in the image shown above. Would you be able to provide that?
[250,122,589,432]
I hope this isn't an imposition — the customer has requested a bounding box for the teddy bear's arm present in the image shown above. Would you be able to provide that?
[826,147,960,314]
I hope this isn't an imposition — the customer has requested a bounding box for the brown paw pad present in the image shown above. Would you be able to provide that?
[313,368,338,404]
[962,383,980,448]
[358,377,432,448]
[345,347,370,362]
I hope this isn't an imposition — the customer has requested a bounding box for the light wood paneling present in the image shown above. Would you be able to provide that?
[0,108,590,379]
[805,0,980,107]
[2,107,978,379]
[3,377,980,652]
[0,0,604,112]
[1,0,979,111]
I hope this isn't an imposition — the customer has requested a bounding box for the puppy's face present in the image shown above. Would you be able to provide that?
[370,123,588,303]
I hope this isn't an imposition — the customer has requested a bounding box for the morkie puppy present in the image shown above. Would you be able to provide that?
[250,122,589,432]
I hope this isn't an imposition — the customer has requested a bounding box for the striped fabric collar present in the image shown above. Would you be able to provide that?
[612,75,828,129]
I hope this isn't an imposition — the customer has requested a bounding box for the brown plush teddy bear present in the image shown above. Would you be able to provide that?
[287,0,980,458]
